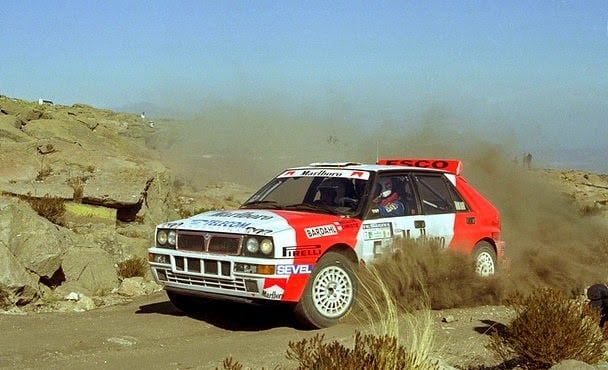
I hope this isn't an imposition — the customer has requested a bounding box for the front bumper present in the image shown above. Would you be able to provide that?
[148,247,283,301]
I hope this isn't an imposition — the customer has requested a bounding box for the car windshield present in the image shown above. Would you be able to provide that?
[241,173,368,217]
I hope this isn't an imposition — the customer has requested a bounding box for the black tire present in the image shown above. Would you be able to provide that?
[293,251,358,329]
[473,241,497,277]
[166,291,203,314]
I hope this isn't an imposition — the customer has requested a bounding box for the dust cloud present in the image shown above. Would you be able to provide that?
[153,102,608,309]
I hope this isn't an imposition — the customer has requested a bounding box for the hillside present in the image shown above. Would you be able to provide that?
[0,96,251,311]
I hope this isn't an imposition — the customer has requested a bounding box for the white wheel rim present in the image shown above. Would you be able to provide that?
[311,265,354,318]
[476,251,495,277]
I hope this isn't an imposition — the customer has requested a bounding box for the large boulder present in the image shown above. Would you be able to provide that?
[0,198,73,278]
[61,247,120,296]
[0,243,40,306]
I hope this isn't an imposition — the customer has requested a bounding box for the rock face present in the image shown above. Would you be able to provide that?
[0,96,251,311]
[0,99,165,219]
[0,97,167,307]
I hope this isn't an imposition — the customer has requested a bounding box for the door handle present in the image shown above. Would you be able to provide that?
[414,220,425,229]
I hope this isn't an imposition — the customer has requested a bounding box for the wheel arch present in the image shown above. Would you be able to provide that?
[475,237,497,252]
[320,243,358,265]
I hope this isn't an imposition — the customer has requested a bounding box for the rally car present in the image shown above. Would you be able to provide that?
[148,158,505,328]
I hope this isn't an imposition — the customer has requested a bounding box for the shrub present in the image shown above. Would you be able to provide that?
[66,176,85,203]
[35,165,52,181]
[216,260,440,370]
[116,257,148,279]
[488,287,607,368]
[285,331,438,370]
[358,238,503,312]
[216,356,243,370]
[26,195,65,224]
[0,286,11,308]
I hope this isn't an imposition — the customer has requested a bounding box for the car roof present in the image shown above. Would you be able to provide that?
[291,158,463,176]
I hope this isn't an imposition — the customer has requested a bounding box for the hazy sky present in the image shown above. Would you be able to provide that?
[2,1,607,157]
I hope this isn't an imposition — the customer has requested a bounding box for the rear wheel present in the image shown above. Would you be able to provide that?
[293,251,358,329]
[473,241,497,277]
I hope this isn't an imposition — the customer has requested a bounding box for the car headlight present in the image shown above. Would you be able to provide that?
[157,230,168,245]
[260,239,274,255]
[167,230,176,246]
[246,237,259,253]
[157,229,177,247]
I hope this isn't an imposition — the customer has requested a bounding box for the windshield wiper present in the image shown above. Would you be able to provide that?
[241,200,282,209]
[283,203,337,215]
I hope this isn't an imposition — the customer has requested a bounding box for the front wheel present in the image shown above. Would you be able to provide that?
[293,251,358,329]
[473,241,497,277]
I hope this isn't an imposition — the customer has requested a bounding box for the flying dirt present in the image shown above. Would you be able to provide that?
[150,102,608,309]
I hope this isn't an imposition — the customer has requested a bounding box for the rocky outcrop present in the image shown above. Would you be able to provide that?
[0,96,250,312]
[0,97,175,309]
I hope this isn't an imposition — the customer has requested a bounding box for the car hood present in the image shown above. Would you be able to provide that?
[157,209,353,236]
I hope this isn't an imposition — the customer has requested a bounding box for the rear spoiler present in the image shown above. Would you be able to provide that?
[376,158,463,175]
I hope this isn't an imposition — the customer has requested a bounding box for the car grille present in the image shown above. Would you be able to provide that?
[164,271,247,292]
[177,232,242,255]
[174,256,231,276]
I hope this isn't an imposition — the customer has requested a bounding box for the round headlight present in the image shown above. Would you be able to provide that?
[246,237,259,253]
[157,230,168,245]
[167,230,177,246]
[260,239,274,255]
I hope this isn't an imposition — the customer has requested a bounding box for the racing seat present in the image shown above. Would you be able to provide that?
[394,177,417,215]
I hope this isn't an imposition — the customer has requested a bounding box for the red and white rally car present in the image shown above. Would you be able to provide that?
[148,158,505,328]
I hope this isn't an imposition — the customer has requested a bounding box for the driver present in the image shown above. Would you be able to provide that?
[372,178,405,217]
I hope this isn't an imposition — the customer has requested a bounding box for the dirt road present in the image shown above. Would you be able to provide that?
[0,292,349,369]
[0,292,511,369]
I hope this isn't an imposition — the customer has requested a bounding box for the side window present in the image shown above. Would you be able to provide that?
[447,183,469,212]
[413,174,457,215]
[367,175,411,218]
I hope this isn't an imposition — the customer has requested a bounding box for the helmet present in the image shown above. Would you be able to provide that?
[317,178,347,205]
[379,178,393,198]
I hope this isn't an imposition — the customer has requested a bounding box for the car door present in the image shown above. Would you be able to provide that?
[409,172,463,249]
[356,173,420,261]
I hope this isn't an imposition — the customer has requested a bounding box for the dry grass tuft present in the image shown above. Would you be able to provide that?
[66,176,85,203]
[216,243,442,369]
[0,286,11,308]
[36,164,52,181]
[360,238,504,311]
[26,195,65,225]
[216,356,244,370]
[282,255,439,369]
[116,257,148,279]
[488,287,607,368]
[353,261,439,369]
[285,331,418,370]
